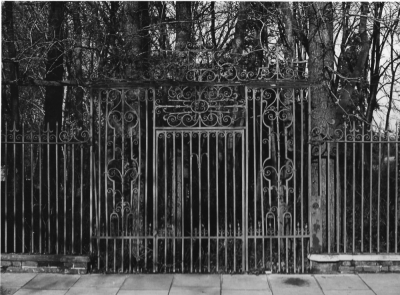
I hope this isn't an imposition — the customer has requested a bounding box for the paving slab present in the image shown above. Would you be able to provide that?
[222,290,272,295]
[22,274,80,290]
[65,287,119,295]
[222,275,271,291]
[268,275,323,295]
[372,290,400,295]
[169,287,220,295]
[172,274,220,288]
[271,288,324,295]
[314,275,369,290]
[72,274,126,288]
[323,291,375,295]
[1,273,37,288]
[117,291,169,295]
[14,290,67,295]
[268,275,319,289]
[358,273,400,288]
[121,274,173,290]
[358,273,400,295]
[0,287,19,295]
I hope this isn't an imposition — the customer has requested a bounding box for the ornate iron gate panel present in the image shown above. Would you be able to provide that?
[92,88,155,273]
[245,86,311,273]
[154,129,245,273]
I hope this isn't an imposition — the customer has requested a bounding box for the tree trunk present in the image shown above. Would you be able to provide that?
[338,3,371,121]
[175,2,191,50]
[4,2,20,127]
[124,1,150,78]
[308,2,336,254]
[44,2,65,133]
[72,2,84,128]
[232,1,248,54]
[44,1,65,253]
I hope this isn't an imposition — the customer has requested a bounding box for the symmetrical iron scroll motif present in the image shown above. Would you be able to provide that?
[245,86,311,273]
[154,86,245,128]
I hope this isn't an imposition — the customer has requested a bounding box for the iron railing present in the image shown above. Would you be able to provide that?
[1,121,91,255]
[2,46,399,274]
[310,121,399,254]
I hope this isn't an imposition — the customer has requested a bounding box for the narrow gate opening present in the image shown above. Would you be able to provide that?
[155,129,245,272]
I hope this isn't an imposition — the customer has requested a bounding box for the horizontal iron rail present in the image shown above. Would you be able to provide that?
[91,81,316,89]
[3,141,90,145]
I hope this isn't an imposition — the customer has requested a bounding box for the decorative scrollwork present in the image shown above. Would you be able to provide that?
[155,86,245,128]
[128,46,307,82]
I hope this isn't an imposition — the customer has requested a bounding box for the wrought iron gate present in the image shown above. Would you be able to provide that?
[154,129,245,273]
[91,83,311,273]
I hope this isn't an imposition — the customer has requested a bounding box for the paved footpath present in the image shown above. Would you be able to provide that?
[1,273,399,295]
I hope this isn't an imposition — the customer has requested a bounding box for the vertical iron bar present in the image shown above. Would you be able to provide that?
[336,135,340,253]
[13,121,17,253]
[245,87,249,272]
[64,141,67,254]
[233,132,237,272]
[327,140,331,254]
[56,122,59,254]
[284,99,289,272]
[173,131,176,273]
[344,124,347,252]
[308,88,312,258]
[190,132,193,272]
[216,131,219,272]
[31,128,34,253]
[145,94,148,270]
[80,142,83,254]
[395,123,398,253]
[181,131,184,272]
[90,90,93,253]
[260,92,265,269]
[72,137,75,253]
[121,90,125,272]
[4,123,8,253]
[352,121,355,253]
[46,124,50,253]
[105,91,109,269]
[387,133,390,253]
[361,123,365,252]
[301,90,305,271]
[112,92,116,273]
[277,89,281,272]
[394,123,400,254]
[153,129,158,272]
[292,90,296,271]
[241,129,245,272]
[164,131,167,270]
[207,131,211,272]
[22,125,25,252]
[38,126,42,253]
[378,130,382,252]
[224,132,228,269]
[13,122,17,253]
[253,92,257,269]
[98,91,102,269]
[370,127,373,253]
[199,132,202,272]
[137,91,141,273]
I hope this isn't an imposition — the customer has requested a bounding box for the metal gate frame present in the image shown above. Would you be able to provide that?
[90,83,312,273]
